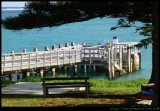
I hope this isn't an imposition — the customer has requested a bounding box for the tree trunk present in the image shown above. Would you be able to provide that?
[150,2,159,107]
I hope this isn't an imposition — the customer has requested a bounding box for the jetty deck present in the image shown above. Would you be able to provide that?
[1,41,141,80]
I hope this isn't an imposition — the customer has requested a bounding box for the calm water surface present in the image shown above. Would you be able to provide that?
[2,9,152,81]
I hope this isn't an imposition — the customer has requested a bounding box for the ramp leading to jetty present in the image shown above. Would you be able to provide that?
[2,82,84,95]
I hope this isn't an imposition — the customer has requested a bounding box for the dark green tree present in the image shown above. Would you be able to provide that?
[2,1,159,106]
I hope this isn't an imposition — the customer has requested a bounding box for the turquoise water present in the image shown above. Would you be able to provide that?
[2,10,152,80]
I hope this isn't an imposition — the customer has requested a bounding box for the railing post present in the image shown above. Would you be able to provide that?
[59,44,62,48]
[50,51,52,66]
[34,48,38,52]
[65,42,69,47]
[21,54,23,70]
[57,51,59,65]
[69,50,71,64]
[3,54,6,72]
[89,49,91,64]
[63,50,65,64]
[11,51,14,71]
[71,42,75,46]
[44,52,45,67]
[84,49,85,58]
[34,48,38,67]
[23,49,27,52]
[29,53,31,69]
[80,49,82,61]
[75,50,77,63]
[45,46,49,51]
[82,42,86,47]
[98,47,100,58]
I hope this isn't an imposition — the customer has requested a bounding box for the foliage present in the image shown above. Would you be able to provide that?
[2,1,153,49]
[1,78,16,87]
[21,76,42,82]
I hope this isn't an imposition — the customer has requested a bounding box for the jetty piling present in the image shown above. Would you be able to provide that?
[119,46,123,76]
[73,65,78,76]
[51,67,56,77]
[63,66,67,75]
[11,73,14,81]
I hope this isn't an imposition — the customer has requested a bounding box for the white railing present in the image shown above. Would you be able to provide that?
[1,49,82,72]
[1,42,140,73]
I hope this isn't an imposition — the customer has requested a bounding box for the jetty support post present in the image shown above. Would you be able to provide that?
[40,69,44,78]
[17,72,21,81]
[27,72,31,78]
[138,52,141,69]
[1,73,5,80]
[127,45,131,73]
[107,47,112,80]
[92,65,96,72]
[131,54,135,71]
[119,46,123,76]
[8,73,11,80]
[130,59,133,73]
[14,71,19,81]
[111,45,115,80]
[73,65,78,76]
[21,71,26,79]
[63,66,67,75]
[51,67,56,77]
[11,73,15,81]
[83,65,87,76]
[121,46,124,73]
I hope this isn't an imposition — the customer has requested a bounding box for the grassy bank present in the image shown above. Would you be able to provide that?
[2,76,149,107]
[1,78,16,87]
[90,78,149,94]
[20,75,149,94]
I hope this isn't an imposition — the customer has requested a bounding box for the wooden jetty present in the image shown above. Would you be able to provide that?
[1,39,141,81]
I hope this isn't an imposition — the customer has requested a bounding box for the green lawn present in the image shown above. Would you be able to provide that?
[1,77,149,107]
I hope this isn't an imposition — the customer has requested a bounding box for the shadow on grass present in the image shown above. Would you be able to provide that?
[2,94,42,98]
[50,93,140,107]
[2,91,141,98]
[2,92,143,107]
